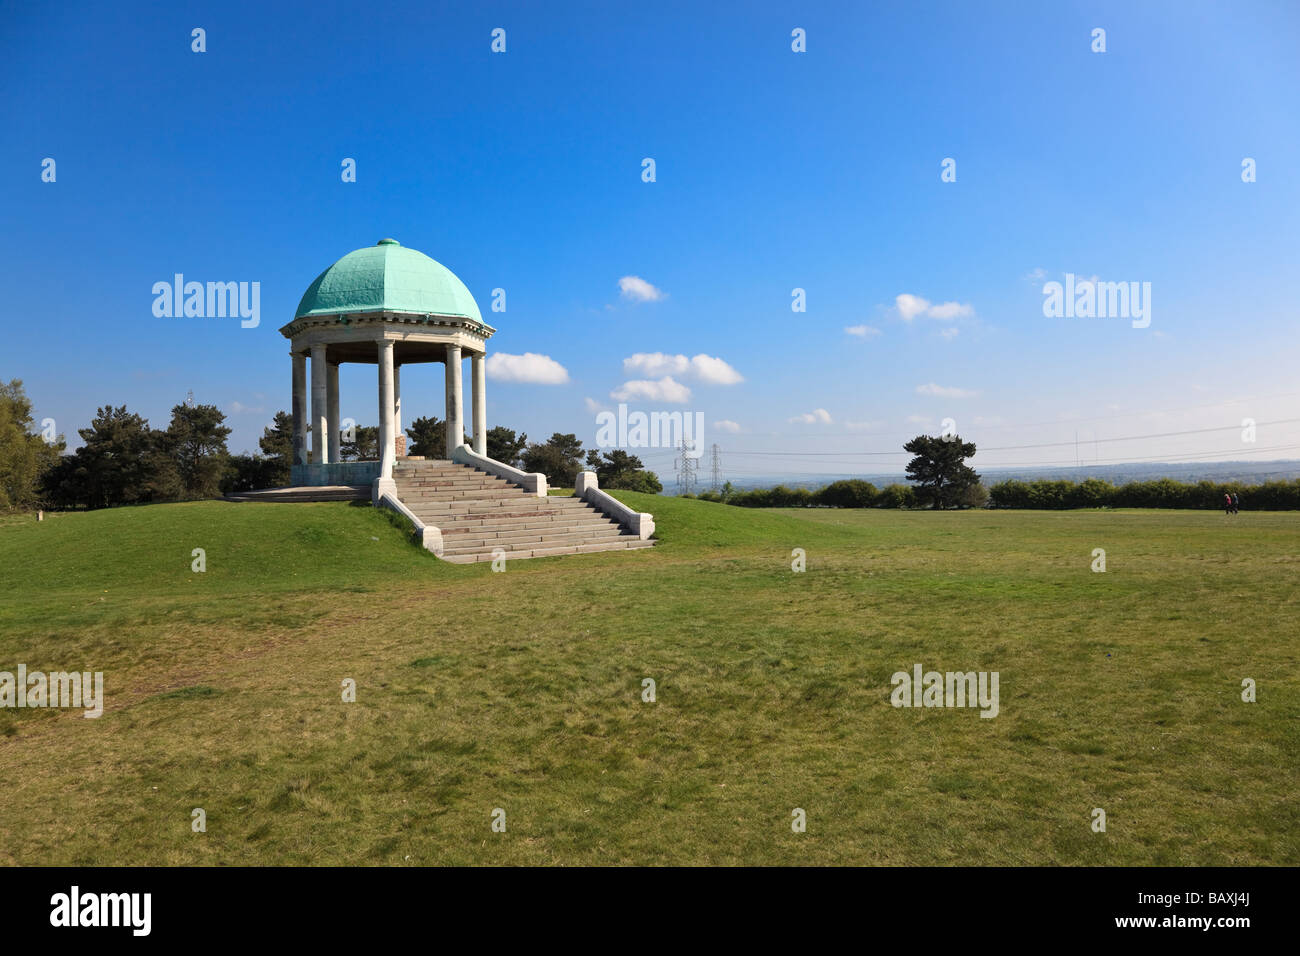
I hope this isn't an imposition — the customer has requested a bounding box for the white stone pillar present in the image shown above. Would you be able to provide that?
[378,339,396,478]
[472,351,487,455]
[445,343,463,456]
[393,365,402,455]
[291,350,307,466]
[327,362,341,464]
[310,343,329,465]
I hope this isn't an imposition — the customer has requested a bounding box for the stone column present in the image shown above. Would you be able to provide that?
[327,362,341,464]
[310,343,329,466]
[444,343,463,456]
[378,339,396,478]
[291,350,307,466]
[472,351,487,455]
[393,365,404,456]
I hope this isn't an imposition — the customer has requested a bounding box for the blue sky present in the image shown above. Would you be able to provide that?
[3,0,1298,481]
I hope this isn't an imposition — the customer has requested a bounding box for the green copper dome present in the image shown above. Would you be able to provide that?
[294,239,482,321]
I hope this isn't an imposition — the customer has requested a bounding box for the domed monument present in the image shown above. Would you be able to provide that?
[276,239,654,563]
[280,238,493,481]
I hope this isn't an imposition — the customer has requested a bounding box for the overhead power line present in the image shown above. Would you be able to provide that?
[721,419,1300,457]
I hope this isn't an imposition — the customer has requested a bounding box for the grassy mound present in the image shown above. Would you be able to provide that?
[0,499,1296,865]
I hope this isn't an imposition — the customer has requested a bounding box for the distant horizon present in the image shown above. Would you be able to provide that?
[29,389,1300,489]
[681,458,1300,493]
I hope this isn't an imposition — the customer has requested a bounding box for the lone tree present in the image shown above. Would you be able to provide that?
[162,400,232,499]
[903,434,980,509]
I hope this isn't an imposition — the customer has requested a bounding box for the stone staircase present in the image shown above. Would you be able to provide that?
[225,485,369,503]
[392,460,656,564]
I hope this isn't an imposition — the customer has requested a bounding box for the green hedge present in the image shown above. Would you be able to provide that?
[698,479,916,509]
[692,476,1300,510]
[988,477,1300,510]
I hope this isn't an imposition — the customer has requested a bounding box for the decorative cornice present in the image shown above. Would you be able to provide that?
[279,311,497,341]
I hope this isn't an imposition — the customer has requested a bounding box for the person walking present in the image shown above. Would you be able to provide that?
[1224,492,1233,515]
[1232,492,1240,515]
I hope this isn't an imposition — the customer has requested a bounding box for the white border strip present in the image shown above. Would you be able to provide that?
[575,472,655,540]
[452,444,548,497]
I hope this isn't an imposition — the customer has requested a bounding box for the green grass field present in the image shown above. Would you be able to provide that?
[0,497,1296,865]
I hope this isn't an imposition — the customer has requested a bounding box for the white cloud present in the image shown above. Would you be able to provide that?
[624,352,688,377]
[895,293,973,321]
[845,324,881,338]
[618,276,666,303]
[896,293,930,320]
[789,408,832,425]
[621,352,743,385]
[916,382,978,398]
[230,401,264,414]
[927,301,973,320]
[487,352,571,385]
[610,376,692,403]
[583,397,608,414]
[688,354,744,385]
[713,419,742,433]
[939,327,960,341]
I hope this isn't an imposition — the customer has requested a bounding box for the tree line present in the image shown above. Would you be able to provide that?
[695,434,1300,510]
[0,380,662,511]
[697,476,1300,511]
[986,477,1300,510]
[16,388,1285,513]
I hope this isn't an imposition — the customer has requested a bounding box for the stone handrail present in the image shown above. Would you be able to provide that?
[374,481,444,556]
[574,472,655,540]
[452,444,547,497]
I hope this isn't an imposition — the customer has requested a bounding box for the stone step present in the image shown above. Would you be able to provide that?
[393,465,475,471]
[441,538,656,563]
[436,512,618,535]
[406,498,593,516]
[397,488,539,499]
[395,484,518,497]
[224,486,369,502]
[395,487,528,501]
[441,528,629,556]
[431,501,601,517]
[393,466,488,475]
[410,489,585,504]
[394,474,500,484]
[395,477,511,489]
[395,472,494,480]
[396,469,504,479]
[394,468,501,478]
[437,515,618,534]
[441,515,613,530]
[416,507,609,526]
